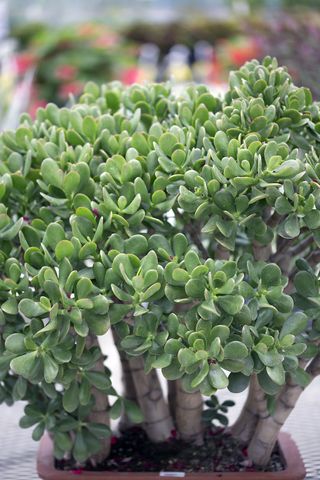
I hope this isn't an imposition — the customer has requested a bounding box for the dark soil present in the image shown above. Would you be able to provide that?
[56,427,285,473]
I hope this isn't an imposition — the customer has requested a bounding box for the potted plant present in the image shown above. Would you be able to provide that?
[0,56,319,478]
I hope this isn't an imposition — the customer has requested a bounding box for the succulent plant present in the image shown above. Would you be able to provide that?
[1,57,320,469]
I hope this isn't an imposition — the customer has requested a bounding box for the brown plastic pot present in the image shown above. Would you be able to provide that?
[37,432,306,480]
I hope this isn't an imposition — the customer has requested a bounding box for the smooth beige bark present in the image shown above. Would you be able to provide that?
[215,244,230,260]
[112,326,173,441]
[112,329,138,432]
[247,381,302,466]
[86,335,110,464]
[175,379,203,445]
[253,241,272,262]
[231,374,266,444]
[128,355,174,442]
[248,355,320,466]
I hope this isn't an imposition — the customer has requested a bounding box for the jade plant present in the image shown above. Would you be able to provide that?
[1,56,320,470]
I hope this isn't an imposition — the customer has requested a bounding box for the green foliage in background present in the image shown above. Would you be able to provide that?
[13,22,136,107]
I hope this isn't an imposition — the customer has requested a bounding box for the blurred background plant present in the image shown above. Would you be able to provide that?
[12,22,137,110]
[2,0,320,123]
[251,12,320,100]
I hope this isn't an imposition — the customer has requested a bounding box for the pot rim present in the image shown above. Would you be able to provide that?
[37,431,306,480]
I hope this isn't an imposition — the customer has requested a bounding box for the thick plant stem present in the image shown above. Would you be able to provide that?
[246,379,302,469]
[86,335,110,464]
[231,374,265,444]
[248,382,303,466]
[128,355,174,442]
[175,379,203,445]
[215,244,229,260]
[248,356,320,466]
[118,353,138,432]
[112,330,138,432]
[167,380,177,423]
[248,415,283,467]
[253,241,272,262]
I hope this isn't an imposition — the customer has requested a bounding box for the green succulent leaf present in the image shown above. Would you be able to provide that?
[217,295,244,315]
[62,381,79,413]
[10,352,38,379]
[208,365,229,389]
[224,341,249,360]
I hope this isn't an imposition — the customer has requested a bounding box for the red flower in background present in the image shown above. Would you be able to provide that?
[209,58,225,84]
[120,67,139,85]
[228,39,261,67]
[59,81,84,100]
[56,64,78,81]
[28,98,47,119]
[15,52,36,75]
[27,84,47,119]
[91,32,119,48]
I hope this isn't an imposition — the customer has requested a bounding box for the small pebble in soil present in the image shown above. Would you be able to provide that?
[56,427,285,473]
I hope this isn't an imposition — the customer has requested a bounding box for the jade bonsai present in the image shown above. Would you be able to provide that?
[0,56,320,472]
